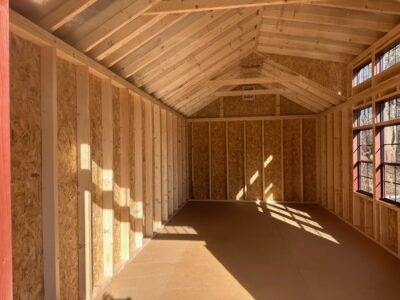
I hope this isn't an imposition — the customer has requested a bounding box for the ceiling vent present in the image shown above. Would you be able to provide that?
[242,85,255,101]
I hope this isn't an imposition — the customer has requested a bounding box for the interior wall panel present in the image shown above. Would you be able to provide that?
[228,121,245,200]
[210,122,227,200]
[264,120,282,201]
[302,119,317,202]
[245,121,263,200]
[192,122,210,199]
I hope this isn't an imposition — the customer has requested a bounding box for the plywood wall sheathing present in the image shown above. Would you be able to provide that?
[192,122,210,199]
[228,122,245,200]
[264,120,282,201]
[245,121,263,200]
[302,119,317,203]
[283,119,301,202]
[210,122,227,200]
[167,112,174,215]
[10,34,43,299]
[57,58,78,299]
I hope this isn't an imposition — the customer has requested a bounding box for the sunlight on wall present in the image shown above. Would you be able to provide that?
[264,155,273,168]
[264,183,273,195]
[80,144,91,170]
[236,188,244,200]
[103,169,113,192]
[250,171,259,185]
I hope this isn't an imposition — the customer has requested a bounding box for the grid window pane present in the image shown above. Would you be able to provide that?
[354,107,372,127]
[381,98,400,122]
[353,62,372,86]
[384,181,396,200]
[379,42,400,73]
[360,177,373,194]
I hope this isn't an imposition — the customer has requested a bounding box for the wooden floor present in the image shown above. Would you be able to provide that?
[97,201,400,300]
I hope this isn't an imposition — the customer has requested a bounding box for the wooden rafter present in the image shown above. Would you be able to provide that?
[312,0,400,15]
[133,8,258,87]
[144,0,314,14]
[263,4,400,32]
[74,0,162,52]
[38,0,99,32]
[212,88,290,97]
[199,76,299,87]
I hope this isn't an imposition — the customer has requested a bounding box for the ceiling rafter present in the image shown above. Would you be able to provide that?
[38,0,99,32]
[133,8,258,87]
[145,25,257,95]
[74,0,162,52]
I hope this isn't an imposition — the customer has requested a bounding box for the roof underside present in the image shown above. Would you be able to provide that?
[10,0,400,116]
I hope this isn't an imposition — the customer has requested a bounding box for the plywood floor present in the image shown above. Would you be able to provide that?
[97,202,400,300]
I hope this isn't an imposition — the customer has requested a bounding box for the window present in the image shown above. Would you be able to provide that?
[354,106,373,195]
[378,43,400,73]
[380,97,400,122]
[352,62,372,87]
[354,106,373,127]
[356,129,374,194]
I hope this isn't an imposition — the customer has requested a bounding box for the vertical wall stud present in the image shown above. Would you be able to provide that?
[119,88,130,261]
[262,120,265,201]
[167,112,174,215]
[101,78,113,278]
[76,66,92,299]
[172,116,178,208]
[161,109,168,222]
[177,118,183,206]
[0,2,12,297]
[226,121,230,200]
[41,47,60,300]
[244,121,247,200]
[208,122,212,200]
[280,120,285,201]
[144,101,154,237]
[300,119,304,202]
[133,95,144,248]
[153,106,162,231]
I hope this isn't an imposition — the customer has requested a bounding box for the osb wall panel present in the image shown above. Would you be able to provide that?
[89,74,103,283]
[283,119,301,201]
[192,122,209,199]
[210,122,227,200]
[264,120,282,201]
[188,122,193,199]
[280,97,314,115]
[128,95,136,250]
[112,86,121,266]
[245,121,263,200]
[302,119,316,202]
[192,100,220,118]
[10,33,44,299]
[224,95,276,117]
[57,58,78,299]
[228,122,245,200]
[266,54,347,95]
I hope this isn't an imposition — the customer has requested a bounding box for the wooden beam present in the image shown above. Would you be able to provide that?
[153,105,162,231]
[0,0,12,297]
[172,115,179,210]
[212,88,290,97]
[101,78,113,278]
[261,18,381,45]
[38,0,98,32]
[188,115,316,122]
[259,32,364,56]
[263,4,399,32]
[144,101,154,237]
[134,8,257,87]
[161,109,169,222]
[99,13,186,67]
[201,76,299,87]
[9,10,184,119]
[119,88,130,261]
[41,47,60,300]
[76,66,92,299]
[144,0,312,14]
[312,0,400,15]
[75,0,162,52]
[257,44,353,63]
[133,95,144,247]
[167,112,174,216]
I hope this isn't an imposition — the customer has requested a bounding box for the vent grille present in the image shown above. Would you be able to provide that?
[242,85,255,101]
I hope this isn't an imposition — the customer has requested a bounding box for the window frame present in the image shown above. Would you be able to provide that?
[377,42,400,74]
[355,128,374,196]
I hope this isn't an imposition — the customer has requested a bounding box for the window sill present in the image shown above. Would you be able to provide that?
[353,191,373,201]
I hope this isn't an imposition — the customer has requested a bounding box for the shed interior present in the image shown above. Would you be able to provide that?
[2,1,400,299]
